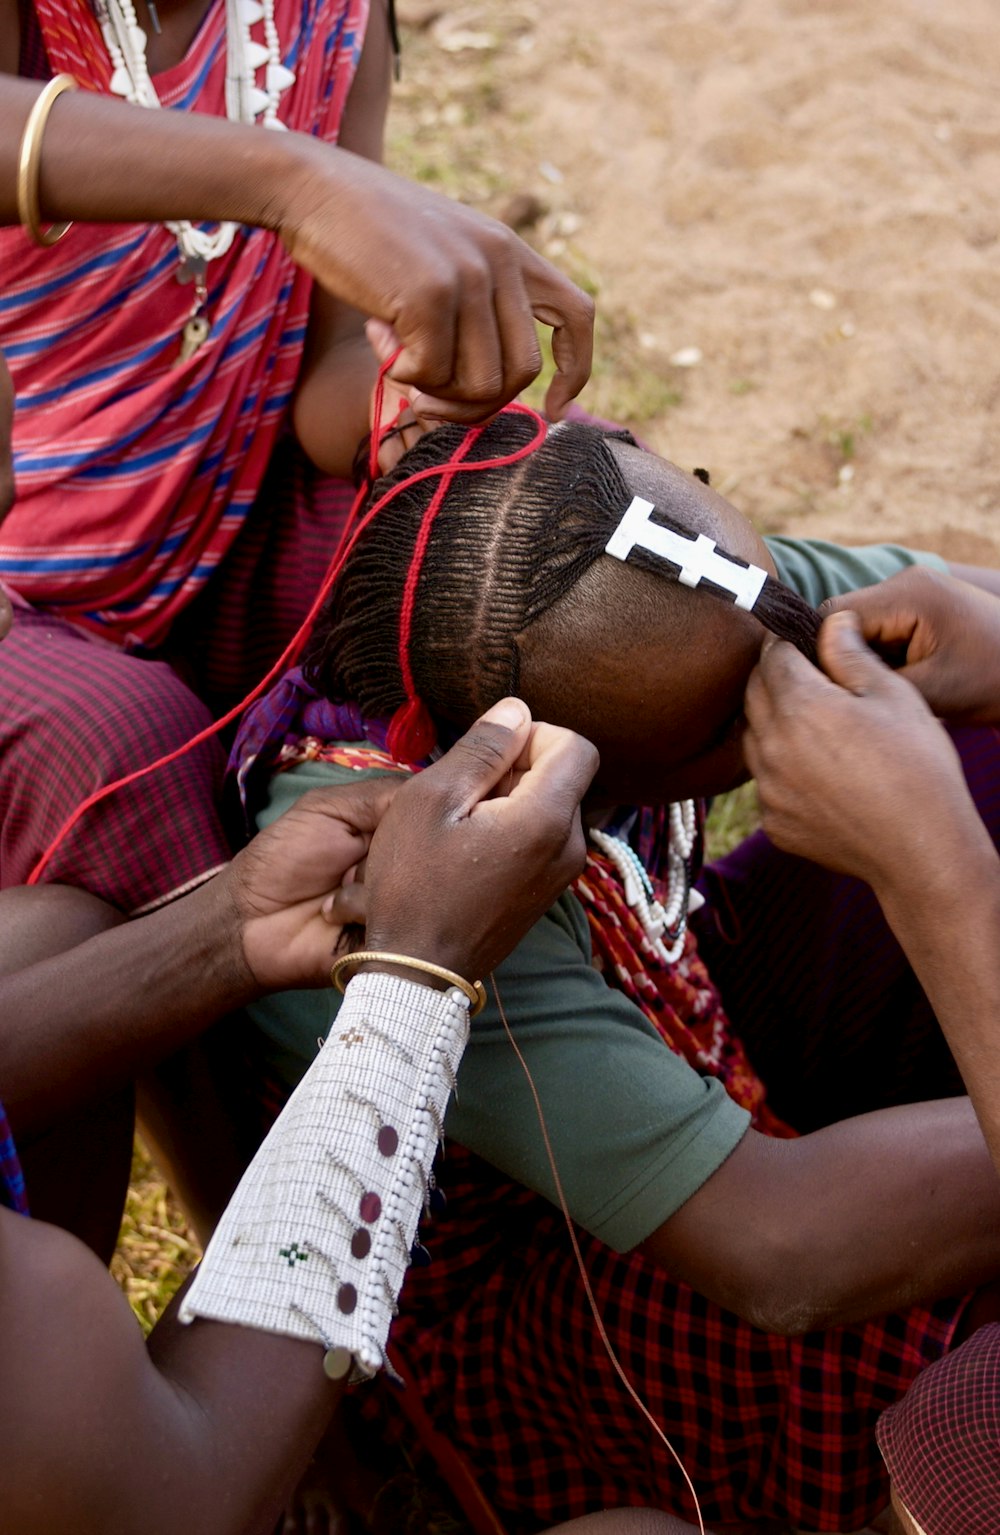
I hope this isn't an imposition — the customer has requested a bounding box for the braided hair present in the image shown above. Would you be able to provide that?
[305,413,820,727]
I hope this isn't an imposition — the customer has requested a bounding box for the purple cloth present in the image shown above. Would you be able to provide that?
[230,667,393,830]
[878,1322,1000,1535]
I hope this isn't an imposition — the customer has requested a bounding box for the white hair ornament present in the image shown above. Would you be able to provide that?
[606,496,768,613]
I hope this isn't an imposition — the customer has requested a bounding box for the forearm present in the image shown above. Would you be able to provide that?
[0,875,259,1133]
[145,1295,343,1535]
[1,75,318,230]
[762,1099,1000,1329]
[4,1214,342,1535]
[875,838,1000,1172]
[293,326,376,476]
[652,1097,1000,1334]
[544,1514,706,1535]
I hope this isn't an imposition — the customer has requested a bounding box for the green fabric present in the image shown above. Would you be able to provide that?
[249,760,750,1254]
[764,537,946,607]
[247,537,945,1253]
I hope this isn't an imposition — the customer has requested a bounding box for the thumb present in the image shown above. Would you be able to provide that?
[818,610,892,696]
[427,697,533,813]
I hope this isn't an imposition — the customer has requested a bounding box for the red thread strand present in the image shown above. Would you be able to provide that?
[24,347,708,1529]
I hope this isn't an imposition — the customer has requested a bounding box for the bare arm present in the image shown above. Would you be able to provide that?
[0,775,398,1135]
[0,72,593,419]
[745,611,1000,1174]
[656,608,1000,1337]
[0,701,598,1535]
[545,1513,707,1535]
[292,0,391,474]
[642,1097,1000,1335]
[1,1216,342,1535]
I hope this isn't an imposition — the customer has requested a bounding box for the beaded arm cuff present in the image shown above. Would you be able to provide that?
[179,973,470,1379]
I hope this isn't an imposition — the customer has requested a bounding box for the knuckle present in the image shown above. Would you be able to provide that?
[509,342,543,394]
[575,288,596,325]
[455,727,511,774]
[462,372,505,404]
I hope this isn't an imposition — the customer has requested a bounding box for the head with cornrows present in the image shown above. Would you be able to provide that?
[305,410,819,806]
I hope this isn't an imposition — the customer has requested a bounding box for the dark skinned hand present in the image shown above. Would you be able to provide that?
[744,610,991,896]
[824,565,1000,725]
[347,696,598,982]
[235,697,597,995]
[282,143,595,424]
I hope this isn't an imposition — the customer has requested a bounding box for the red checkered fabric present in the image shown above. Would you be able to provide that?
[17,0,49,79]
[370,1147,962,1532]
[877,1322,1000,1535]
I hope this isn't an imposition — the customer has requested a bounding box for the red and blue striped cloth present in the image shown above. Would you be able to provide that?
[0,1100,28,1216]
[1,0,368,648]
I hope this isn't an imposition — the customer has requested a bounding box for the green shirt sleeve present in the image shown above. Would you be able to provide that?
[247,756,750,1254]
[764,537,947,605]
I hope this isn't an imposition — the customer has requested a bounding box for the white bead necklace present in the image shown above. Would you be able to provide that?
[591,801,703,966]
[96,0,295,357]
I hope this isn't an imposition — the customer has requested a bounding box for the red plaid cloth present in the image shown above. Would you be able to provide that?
[0,603,229,911]
[878,1322,1000,1535]
[371,1147,962,1533]
[17,0,49,78]
[0,445,355,909]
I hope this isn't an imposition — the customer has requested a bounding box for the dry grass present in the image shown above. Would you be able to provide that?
[111,1138,200,1334]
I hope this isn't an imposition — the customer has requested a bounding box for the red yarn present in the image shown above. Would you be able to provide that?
[385,696,438,764]
[26,360,548,885]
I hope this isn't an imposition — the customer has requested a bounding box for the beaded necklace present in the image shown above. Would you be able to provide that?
[590,802,700,965]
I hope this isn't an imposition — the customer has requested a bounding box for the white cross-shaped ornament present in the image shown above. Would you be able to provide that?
[605,496,768,613]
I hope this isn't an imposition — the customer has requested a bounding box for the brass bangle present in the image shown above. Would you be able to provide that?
[329,950,487,1017]
[16,74,77,249]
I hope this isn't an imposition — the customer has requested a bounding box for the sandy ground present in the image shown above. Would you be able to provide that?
[390,0,1000,565]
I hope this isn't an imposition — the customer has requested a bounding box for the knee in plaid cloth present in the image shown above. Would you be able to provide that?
[878,1322,1000,1535]
[0,606,228,913]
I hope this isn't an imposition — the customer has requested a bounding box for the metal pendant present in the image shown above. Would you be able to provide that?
[177,314,211,365]
[176,253,207,287]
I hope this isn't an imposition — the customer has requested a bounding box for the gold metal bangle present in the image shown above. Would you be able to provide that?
[16,74,78,249]
[329,950,487,1017]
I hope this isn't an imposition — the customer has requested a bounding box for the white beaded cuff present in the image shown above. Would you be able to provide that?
[179,973,470,1379]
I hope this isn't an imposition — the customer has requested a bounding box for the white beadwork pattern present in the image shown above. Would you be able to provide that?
[180,974,470,1379]
[97,0,294,266]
